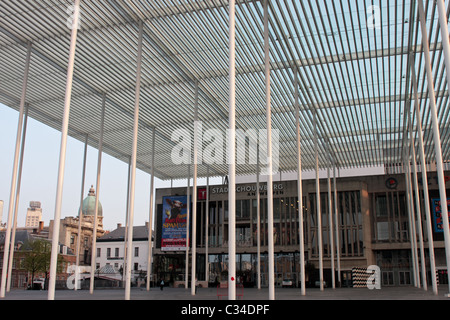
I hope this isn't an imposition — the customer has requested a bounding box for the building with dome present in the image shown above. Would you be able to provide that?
[48,186,106,266]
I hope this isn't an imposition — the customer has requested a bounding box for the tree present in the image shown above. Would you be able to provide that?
[20,239,63,289]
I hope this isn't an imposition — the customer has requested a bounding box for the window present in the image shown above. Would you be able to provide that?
[310,191,363,258]
[115,248,119,257]
[107,248,111,258]
[70,235,75,245]
[97,248,101,258]
[382,271,394,286]
[399,271,411,285]
[372,192,411,243]
[377,222,390,241]
[134,263,139,271]
[375,195,388,217]
[134,247,139,257]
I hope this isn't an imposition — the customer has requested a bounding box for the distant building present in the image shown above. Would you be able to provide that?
[25,201,42,228]
[96,223,153,286]
[49,186,106,266]
[0,229,75,289]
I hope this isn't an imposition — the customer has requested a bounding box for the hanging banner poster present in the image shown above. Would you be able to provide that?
[432,198,450,233]
[161,196,189,251]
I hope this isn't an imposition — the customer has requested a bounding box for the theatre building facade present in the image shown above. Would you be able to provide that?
[153,172,450,288]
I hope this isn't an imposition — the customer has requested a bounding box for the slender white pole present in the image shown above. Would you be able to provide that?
[264,0,275,301]
[409,114,427,291]
[333,164,341,286]
[403,156,415,287]
[327,165,335,289]
[48,1,80,300]
[294,69,305,296]
[7,105,29,292]
[406,150,420,288]
[257,148,261,290]
[410,53,438,295]
[125,19,144,301]
[419,0,450,296]
[90,93,106,294]
[185,165,191,290]
[146,128,156,291]
[75,134,88,291]
[436,0,450,296]
[205,167,210,284]
[0,42,31,298]
[314,115,324,291]
[123,156,131,285]
[228,0,237,301]
[191,80,199,295]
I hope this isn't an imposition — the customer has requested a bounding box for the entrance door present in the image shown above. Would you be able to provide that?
[342,270,352,287]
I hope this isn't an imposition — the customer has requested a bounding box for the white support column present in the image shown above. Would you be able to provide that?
[48,0,80,300]
[185,165,191,290]
[418,0,450,296]
[294,69,305,296]
[123,156,131,286]
[125,19,144,301]
[7,105,29,292]
[409,114,427,291]
[256,150,261,290]
[146,127,156,291]
[404,151,419,288]
[408,153,420,288]
[264,0,275,301]
[75,134,88,291]
[0,42,31,298]
[410,52,438,295]
[191,80,200,296]
[333,164,341,286]
[205,167,210,284]
[89,92,106,295]
[314,115,324,291]
[228,0,237,301]
[327,165,335,289]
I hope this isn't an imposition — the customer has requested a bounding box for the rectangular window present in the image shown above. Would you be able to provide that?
[382,271,394,286]
[399,271,411,285]
[375,195,388,217]
[310,191,363,258]
[134,247,139,257]
[97,247,101,258]
[372,192,412,243]
[107,248,111,258]
[115,248,119,257]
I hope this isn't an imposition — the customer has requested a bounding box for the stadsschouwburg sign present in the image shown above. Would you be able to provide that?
[211,183,284,195]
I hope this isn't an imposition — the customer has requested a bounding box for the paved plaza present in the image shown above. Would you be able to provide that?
[1,286,449,301]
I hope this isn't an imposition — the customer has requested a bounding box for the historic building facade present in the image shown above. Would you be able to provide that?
[48,186,106,266]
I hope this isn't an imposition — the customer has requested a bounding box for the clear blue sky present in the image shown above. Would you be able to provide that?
[0,103,219,231]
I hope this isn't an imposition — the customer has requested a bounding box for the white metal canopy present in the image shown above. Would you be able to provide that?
[1,0,450,180]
